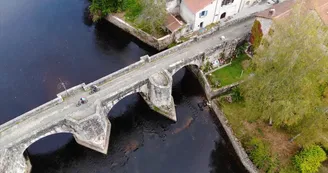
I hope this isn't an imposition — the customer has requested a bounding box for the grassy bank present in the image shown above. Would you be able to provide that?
[89,0,168,38]
[207,53,251,88]
[215,93,327,173]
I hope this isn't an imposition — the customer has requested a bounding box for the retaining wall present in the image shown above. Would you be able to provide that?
[106,15,174,50]
[211,100,258,173]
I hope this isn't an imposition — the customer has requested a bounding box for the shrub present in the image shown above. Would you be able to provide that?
[250,20,263,49]
[124,0,143,21]
[231,87,243,102]
[236,42,248,57]
[89,0,138,22]
[245,137,278,172]
[293,145,327,173]
[202,61,212,72]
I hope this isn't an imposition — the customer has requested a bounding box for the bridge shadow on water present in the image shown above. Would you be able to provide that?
[28,67,246,173]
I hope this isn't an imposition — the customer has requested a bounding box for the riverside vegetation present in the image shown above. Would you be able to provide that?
[89,0,167,37]
[213,4,328,173]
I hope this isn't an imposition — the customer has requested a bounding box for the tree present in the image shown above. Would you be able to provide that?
[89,0,135,22]
[293,145,327,173]
[240,4,328,145]
[134,0,167,36]
[250,19,263,49]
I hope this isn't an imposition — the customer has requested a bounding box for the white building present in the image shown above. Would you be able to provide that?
[178,0,262,31]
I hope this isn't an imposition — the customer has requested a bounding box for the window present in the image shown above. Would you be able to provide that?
[220,12,226,19]
[199,10,208,18]
[221,0,234,6]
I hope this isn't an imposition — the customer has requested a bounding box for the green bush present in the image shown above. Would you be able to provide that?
[245,137,278,172]
[124,0,143,21]
[293,145,327,173]
[202,61,212,72]
[231,87,243,102]
[168,41,178,48]
[236,42,248,57]
[89,0,137,22]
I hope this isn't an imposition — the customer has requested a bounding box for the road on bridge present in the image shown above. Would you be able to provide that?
[0,18,255,149]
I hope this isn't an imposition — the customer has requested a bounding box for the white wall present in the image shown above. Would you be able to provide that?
[239,0,260,11]
[193,2,216,31]
[180,1,195,30]
[214,0,243,22]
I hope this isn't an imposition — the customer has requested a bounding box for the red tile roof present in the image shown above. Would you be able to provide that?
[183,0,214,14]
[165,14,183,33]
[312,0,328,25]
[256,0,296,19]
[256,0,328,25]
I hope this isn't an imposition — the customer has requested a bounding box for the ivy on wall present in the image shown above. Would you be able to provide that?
[250,20,263,49]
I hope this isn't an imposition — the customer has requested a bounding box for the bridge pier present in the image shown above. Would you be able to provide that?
[142,70,177,121]
[0,111,111,173]
[0,149,31,173]
[69,111,111,154]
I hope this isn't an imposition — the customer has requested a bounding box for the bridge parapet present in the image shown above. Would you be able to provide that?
[0,13,256,173]
[84,59,147,90]
[0,96,63,137]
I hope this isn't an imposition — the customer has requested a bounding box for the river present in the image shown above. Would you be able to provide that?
[0,0,246,172]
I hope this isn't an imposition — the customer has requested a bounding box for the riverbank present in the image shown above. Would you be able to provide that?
[104,3,272,50]
[190,47,259,173]
[195,36,328,173]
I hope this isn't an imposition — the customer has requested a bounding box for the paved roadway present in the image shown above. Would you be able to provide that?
[0,18,256,150]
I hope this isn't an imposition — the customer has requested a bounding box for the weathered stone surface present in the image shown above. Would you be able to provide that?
[106,15,174,50]
[71,113,111,154]
[0,149,31,173]
[210,101,258,173]
[0,16,255,173]
[146,70,177,121]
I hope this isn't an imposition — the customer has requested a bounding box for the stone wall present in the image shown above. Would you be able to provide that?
[219,13,257,31]
[84,59,147,90]
[188,65,213,99]
[57,83,86,98]
[101,79,148,112]
[167,53,204,75]
[149,38,196,61]
[256,17,273,35]
[106,15,174,50]
[0,96,63,135]
[210,101,258,173]
[0,14,258,173]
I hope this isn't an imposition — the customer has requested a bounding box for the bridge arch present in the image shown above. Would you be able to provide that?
[105,92,147,119]
[168,57,203,76]
[16,120,80,155]
[101,85,148,116]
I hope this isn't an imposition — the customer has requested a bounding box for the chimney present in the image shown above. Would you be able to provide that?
[269,8,276,16]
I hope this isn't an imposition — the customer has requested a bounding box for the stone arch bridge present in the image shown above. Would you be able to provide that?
[0,16,254,173]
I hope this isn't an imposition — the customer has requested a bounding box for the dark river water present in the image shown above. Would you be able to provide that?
[0,0,246,172]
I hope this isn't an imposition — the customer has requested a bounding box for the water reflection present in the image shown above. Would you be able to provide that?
[82,6,93,27]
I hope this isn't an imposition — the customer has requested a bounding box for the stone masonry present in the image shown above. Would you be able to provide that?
[0,15,258,173]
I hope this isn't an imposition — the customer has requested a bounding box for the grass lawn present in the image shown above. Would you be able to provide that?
[208,53,251,87]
